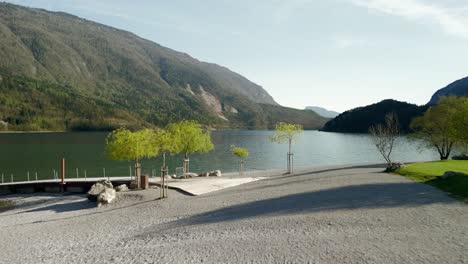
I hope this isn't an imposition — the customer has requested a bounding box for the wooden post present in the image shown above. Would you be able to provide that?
[61,158,65,188]
[135,162,141,189]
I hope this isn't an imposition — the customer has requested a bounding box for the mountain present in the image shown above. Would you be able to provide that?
[0,3,327,131]
[305,106,339,118]
[429,76,468,104]
[321,99,428,133]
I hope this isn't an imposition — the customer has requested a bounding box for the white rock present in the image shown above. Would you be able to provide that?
[184,172,198,178]
[87,180,113,201]
[209,170,222,177]
[97,188,116,207]
[115,184,129,192]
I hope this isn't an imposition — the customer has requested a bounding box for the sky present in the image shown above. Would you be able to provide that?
[4,0,468,112]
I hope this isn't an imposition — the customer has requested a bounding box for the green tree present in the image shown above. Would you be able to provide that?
[167,120,214,173]
[452,97,468,153]
[269,122,303,174]
[153,128,178,170]
[105,128,158,187]
[230,145,249,175]
[411,96,466,160]
[152,128,178,198]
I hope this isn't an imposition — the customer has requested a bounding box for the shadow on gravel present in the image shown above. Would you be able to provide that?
[173,182,453,226]
[21,200,95,213]
[266,164,387,182]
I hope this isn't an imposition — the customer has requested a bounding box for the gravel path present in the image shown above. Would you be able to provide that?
[0,164,467,264]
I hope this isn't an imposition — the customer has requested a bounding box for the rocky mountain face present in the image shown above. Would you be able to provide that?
[305,106,340,118]
[429,76,468,104]
[0,3,327,131]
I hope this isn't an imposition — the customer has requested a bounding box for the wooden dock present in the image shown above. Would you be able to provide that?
[0,177,134,195]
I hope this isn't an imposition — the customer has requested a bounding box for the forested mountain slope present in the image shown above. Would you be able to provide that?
[0,3,327,131]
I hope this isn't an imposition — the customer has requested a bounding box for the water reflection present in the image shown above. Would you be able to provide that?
[0,131,438,181]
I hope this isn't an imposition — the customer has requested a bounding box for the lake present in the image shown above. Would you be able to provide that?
[0,130,438,182]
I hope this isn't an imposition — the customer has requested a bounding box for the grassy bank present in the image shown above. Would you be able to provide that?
[0,199,15,212]
[395,160,468,202]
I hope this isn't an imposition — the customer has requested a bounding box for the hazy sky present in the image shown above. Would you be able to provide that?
[5,0,468,112]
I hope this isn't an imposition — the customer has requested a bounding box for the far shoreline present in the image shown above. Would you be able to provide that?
[0,129,325,134]
[0,131,67,134]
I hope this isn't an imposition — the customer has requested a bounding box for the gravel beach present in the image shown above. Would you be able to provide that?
[0,164,467,264]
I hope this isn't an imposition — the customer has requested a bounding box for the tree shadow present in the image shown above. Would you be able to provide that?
[228,164,387,194]
[171,182,454,227]
[21,199,95,213]
[265,164,387,182]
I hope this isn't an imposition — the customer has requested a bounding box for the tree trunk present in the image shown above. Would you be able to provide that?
[288,139,293,174]
[183,151,189,174]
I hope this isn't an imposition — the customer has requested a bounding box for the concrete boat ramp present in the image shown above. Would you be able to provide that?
[159,176,266,195]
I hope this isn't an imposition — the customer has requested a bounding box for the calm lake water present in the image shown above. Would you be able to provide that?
[0,130,438,182]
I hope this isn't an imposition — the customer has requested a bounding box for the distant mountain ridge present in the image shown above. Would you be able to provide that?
[321,99,428,133]
[429,76,468,104]
[0,3,327,131]
[305,106,339,118]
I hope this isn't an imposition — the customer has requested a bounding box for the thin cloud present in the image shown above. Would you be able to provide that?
[350,0,468,38]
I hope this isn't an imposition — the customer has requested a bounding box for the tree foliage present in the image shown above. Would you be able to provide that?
[269,122,303,174]
[452,97,468,150]
[411,96,467,160]
[167,120,214,173]
[105,128,159,162]
[167,120,214,158]
[230,145,249,158]
[369,113,400,169]
[153,128,178,155]
[269,122,304,146]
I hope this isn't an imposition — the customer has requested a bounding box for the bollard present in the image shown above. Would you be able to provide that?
[103,168,106,178]
[61,158,65,186]
[27,171,30,182]
[1,173,3,183]
[84,170,87,181]
[11,174,13,183]
[35,172,38,181]
[76,168,79,178]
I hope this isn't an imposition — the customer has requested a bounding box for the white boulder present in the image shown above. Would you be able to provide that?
[209,170,222,177]
[87,180,113,201]
[115,184,129,192]
[97,188,116,207]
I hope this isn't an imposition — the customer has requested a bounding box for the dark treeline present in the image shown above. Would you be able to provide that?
[321,99,429,133]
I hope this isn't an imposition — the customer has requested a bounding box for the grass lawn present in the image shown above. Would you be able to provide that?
[395,160,468,202]
[0,199,15,212]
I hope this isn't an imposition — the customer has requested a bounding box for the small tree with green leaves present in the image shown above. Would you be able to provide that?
[452,97,468,154]
[153,128,178,170]
[153,128,179,198]
[167,120,214,173]
[269,122,303,174]
[231,145,249,175]
[411,96,466,160]
[106,128,158,188]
